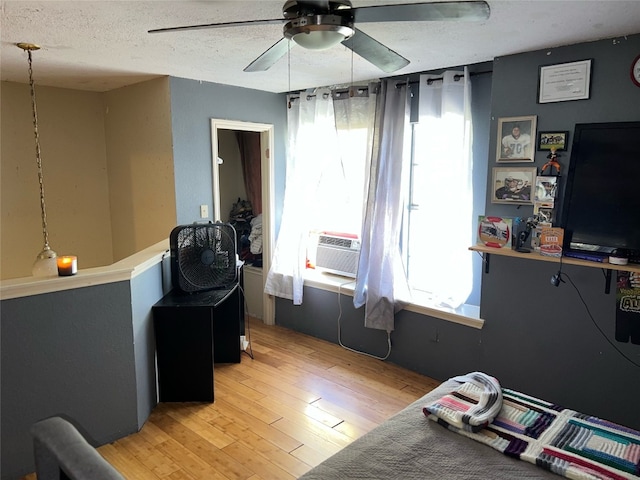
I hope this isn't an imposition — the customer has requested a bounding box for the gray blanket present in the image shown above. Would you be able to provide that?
[299,378,559,479]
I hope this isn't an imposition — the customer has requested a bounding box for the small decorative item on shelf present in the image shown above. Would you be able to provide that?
[57,256,78,276]
[477,216,512,249]
[541,147,561,176]
[513,215,542,253]
[539,228,564,257]
[609,249,629,266]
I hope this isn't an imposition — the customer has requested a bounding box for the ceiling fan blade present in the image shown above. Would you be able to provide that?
[244,38,293,72]
[352,1,490,23]
[342,28,410,73]
[148,18,284,34]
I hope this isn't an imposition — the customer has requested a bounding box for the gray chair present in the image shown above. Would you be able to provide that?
[31,416,124,480]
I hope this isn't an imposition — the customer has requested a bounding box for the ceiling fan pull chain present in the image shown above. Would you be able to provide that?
[287,40,292,107]
[350,37,354,97]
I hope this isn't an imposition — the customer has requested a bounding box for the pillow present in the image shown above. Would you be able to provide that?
[423,372,503,432]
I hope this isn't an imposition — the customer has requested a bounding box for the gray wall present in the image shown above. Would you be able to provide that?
[1,266,166,479]
[488,35,640,219]
[0,280,158,479]
[169,77,287,230]
[0,77,288,479]
[131,263,166,427]
[276,33,640,431]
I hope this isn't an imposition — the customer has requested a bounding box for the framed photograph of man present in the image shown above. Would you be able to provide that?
[496,115,537,162]
[534,175,559,204]
[492,167,536,205]
[537,131,569,151]
[534,203,555,225]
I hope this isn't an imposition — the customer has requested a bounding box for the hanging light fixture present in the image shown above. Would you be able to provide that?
[17,42,58,277]
[284,14,354,51]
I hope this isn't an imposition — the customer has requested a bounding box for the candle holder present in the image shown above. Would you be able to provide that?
[57,256,78,276]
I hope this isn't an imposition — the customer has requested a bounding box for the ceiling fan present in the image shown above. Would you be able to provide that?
[149,0,490,73]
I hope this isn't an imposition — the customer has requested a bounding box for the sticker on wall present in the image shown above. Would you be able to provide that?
[615,271,640,345]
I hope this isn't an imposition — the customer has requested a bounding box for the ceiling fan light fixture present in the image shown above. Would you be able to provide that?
[284,14,354,50]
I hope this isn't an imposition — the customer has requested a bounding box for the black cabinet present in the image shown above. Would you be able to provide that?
[152,283,243,402]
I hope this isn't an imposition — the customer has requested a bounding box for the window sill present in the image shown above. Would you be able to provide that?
[303,269,484,329]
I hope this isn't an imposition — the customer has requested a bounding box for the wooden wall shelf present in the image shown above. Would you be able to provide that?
[469,245,640,274]
[470,245,640,294]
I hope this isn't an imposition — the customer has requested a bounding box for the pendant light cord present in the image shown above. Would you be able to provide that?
[25,47,51,251]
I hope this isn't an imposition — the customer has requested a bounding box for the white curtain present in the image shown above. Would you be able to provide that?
[411,68,474,307]
[264,87,375,304]
[264,89,337,304]
[353,80,412,332]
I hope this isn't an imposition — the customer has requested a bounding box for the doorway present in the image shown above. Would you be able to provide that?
[211,119,275,326]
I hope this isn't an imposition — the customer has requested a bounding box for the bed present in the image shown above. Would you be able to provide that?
[299,373,640,480]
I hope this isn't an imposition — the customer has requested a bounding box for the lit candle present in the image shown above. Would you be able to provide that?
[57,256,78,276]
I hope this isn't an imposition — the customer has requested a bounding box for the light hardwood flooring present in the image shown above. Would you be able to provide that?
[23,319,439,479]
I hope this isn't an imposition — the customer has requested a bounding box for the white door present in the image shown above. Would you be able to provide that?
[211,119,275,325]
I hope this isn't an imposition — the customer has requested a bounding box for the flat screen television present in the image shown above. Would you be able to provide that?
[561,121,640,263]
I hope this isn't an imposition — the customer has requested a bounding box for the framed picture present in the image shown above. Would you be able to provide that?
[534,203,555,225]
[534,175,558,204]
[492,167,537,205]
[477,216,513,249]
[496,115,537,162]
[537,131,569,151]
[538,59,592,103]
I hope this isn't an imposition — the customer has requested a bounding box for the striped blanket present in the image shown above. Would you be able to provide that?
[424,375,640,480]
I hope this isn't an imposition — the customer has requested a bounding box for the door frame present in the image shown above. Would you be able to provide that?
[210,119,275,326]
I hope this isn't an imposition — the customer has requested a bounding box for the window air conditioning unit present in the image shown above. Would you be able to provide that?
[315,233,360,278]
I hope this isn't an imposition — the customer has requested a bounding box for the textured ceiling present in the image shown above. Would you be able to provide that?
[2,0,640,93]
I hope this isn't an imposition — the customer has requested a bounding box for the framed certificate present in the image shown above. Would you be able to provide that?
[538,59,592,103]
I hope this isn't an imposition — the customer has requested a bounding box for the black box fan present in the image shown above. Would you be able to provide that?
[170,223,238,293]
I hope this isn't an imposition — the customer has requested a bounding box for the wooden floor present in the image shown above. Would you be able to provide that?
[23,319,439,479]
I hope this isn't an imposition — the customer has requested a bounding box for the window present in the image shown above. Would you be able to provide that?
[265,87,374,304]
[404,94,474,308]
[310,126,369,236]
[269,76,479,313]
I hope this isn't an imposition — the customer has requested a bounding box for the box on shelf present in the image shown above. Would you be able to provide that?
[539,227,564,257]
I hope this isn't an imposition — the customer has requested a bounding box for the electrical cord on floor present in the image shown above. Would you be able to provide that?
[562,271,640,369]
[337,281,392,361]
[238,283,254,359]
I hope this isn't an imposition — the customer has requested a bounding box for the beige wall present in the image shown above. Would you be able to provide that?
[0,77,176,279]
[104,78,176,261]
[1,82,113,279]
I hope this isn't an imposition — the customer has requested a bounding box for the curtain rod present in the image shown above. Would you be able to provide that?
[288,69,493,104]
[399,69,493,87]
[288,84,374,104]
